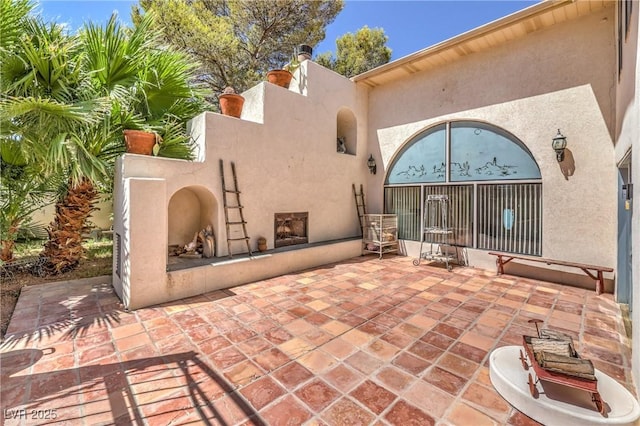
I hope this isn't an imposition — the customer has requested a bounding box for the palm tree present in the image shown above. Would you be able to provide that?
[1,1,207,273]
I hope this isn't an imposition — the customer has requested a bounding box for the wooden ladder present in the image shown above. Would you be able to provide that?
[220,160,252,258]
[353,183,367,235]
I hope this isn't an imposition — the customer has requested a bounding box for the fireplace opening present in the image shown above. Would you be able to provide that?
[275,212,308,248]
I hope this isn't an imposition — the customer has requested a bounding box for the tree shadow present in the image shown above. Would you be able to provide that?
[1,350,265,425]
[1,278,124,349]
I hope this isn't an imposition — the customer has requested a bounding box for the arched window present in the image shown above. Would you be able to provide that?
[385,121,542,256]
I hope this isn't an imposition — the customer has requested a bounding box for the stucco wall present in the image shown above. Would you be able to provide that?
[364,6,618,277]
[113,61,371,308]
[615,0,640,397]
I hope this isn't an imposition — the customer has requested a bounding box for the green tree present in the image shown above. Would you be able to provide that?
[137,0,343,97]
[316,26,392,78]
[1,1,207,273]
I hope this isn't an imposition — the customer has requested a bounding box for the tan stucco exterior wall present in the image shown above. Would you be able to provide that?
[615,0,640,395]
[113,61,370,309]
[364,6,618,280]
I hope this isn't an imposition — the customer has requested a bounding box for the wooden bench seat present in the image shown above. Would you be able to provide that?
[487,252,614,295]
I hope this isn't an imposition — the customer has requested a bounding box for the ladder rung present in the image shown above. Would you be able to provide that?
[226,205,243,209]
[227,221,247,225]
[224,189,241,193]
[228,237,250,241]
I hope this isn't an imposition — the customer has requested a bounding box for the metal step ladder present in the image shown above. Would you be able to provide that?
[220,159,252,258]
[353,183,367,235]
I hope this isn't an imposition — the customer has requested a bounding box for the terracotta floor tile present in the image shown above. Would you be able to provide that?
[346,350,383,375]
[320,337,357,360]
[279,337,315,358]
[2,255,634,426]
[209,346,247,370]
[380,329,415,349]
[385,400,435,426]
[253,347,290,372]
[507,409,544,426]
[423,366,467,396]
[450,341,488,364]
[463,382,510,415]
[298,349,337,374]
[404,380,455,418]
[321,397,374,426]
[237,336,273,357]
[272,361,314,390]
[225,326,257,343]
[366,338,400,361]
[437,352,479,378]
[459,331,497,352]
[240,376,286,410]
[323,364,364,393]
[432,323,464,339]
[341,328,375,348]
[447,401,499,426]
[420,330,454,350]
[114,332,151,352]
[320,320,351,336]
[264,327,293,345]
[408,341,444,363]
[295,378,340,412]
[350,379,396,415]
[392,352,431,376]
[224,360,264,386]
[261,395,312,425]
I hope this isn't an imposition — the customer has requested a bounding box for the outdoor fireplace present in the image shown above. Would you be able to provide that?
[275,212,308,248]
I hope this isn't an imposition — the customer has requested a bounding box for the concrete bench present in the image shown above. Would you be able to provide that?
[487,251,613,295]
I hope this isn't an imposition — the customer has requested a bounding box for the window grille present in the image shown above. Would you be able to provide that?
[384,121,542,256]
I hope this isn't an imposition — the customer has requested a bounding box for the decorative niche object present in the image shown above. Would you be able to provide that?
[337,137,347,153]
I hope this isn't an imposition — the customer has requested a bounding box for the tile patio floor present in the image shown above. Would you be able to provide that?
[0,255,634,425]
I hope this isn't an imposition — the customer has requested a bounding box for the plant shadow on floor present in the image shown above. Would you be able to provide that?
[1,239,113,341]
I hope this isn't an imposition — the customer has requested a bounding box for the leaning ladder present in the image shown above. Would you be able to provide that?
[353,183,367,235]
[220,160,252,258]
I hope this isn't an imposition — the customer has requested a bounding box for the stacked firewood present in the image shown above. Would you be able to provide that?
[169,225,215,258]
[532,329,596,380]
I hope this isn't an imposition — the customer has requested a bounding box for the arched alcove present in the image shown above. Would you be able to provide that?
[168,186,219,251]
[336,107,357,155]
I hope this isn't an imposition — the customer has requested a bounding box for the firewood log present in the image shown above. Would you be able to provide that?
[539,351,596,380]
[540,329,573,342]
[531,338,573,358]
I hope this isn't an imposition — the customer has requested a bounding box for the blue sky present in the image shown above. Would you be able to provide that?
[35,0,539,61]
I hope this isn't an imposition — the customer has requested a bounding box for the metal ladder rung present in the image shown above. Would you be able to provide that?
[227,221,247,225]
[224,189,241,194]
[228,237,250,241]
[226,205,243,209]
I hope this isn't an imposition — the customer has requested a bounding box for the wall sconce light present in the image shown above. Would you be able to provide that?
[367,154,377,175]
[552,129,567,162]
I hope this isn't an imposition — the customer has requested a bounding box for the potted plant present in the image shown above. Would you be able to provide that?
[219,86,245,118]
[266,54,300,89]
[123,129,161,156]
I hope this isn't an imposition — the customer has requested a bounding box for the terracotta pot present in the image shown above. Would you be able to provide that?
[219,93,245,118]
[123,130,157,155]
[266,70,293,88]
[257,237,267,252]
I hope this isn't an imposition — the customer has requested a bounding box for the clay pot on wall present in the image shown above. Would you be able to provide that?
[257,237,267,252]
[266,70,293,88]
[123,130,158,155]
[219,86,245,118]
